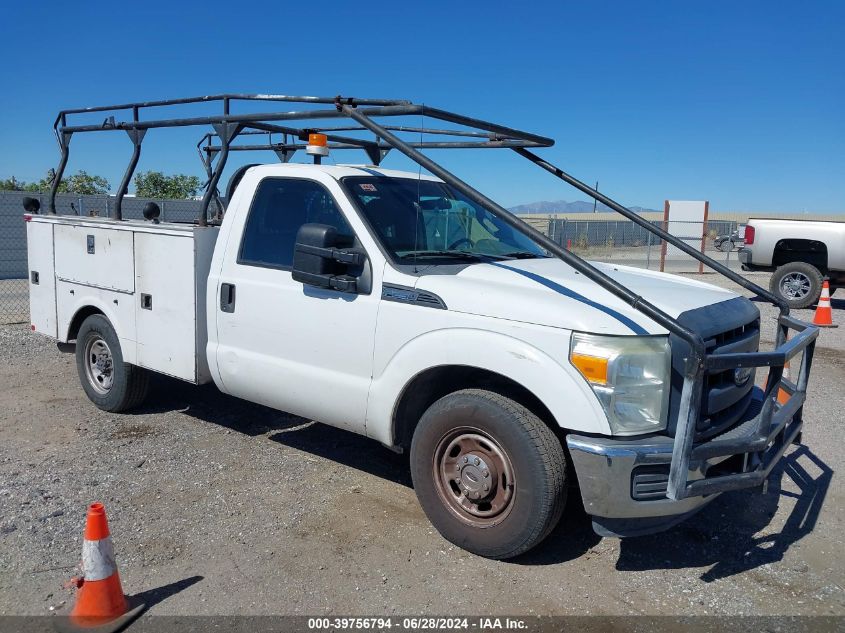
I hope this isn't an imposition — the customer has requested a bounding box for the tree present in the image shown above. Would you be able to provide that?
[0,170,110,194]
[134,171,202,199]
[59,170,110,195]
[0,176,27,191]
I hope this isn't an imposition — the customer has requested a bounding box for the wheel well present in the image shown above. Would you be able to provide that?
[773,239,828,271]
[66,306,104,342]
[392,365,559,449]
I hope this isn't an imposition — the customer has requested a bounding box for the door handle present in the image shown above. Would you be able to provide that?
[220,283,236,313]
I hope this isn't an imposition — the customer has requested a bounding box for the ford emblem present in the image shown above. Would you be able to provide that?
[734,367,753,387]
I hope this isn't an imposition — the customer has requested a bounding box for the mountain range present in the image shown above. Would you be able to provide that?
[508,199,658,214]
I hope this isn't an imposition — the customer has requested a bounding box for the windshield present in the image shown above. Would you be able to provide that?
[343,176,547,262]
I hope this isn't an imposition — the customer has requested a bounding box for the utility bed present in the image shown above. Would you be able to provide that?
[26,214,218,384]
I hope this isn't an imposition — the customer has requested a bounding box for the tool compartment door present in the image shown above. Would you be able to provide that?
[134,232,197,382]
[26,220,57,337]
[54,224,135,292]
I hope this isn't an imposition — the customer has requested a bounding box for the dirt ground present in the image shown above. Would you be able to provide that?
[0,272,843,618]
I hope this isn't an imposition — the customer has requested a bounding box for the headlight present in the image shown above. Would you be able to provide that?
[569,332,670,435]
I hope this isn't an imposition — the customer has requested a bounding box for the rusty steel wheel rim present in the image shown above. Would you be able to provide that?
[433,427,516,527]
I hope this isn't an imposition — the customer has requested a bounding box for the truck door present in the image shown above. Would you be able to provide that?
[214,177,380,433]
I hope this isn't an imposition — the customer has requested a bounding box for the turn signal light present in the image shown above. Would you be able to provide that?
[570,352,609,385]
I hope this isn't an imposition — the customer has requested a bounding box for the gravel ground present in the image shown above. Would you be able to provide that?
[0,271,843,618]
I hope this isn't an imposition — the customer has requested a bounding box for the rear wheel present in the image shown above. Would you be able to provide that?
[75,314,149,412]
[770,262,823,309]
[410,389,566,559]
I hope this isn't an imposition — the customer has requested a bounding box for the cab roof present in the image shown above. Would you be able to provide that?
[245,163,443,182]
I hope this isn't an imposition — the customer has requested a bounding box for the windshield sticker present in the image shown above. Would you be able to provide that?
[359,183,377,192]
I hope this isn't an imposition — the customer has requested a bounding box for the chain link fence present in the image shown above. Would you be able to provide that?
[547,217,744,273]
[0,191,203,324]
[0,190,764,324]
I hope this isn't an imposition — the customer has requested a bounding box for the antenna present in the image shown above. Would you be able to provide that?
[413,105,426,273]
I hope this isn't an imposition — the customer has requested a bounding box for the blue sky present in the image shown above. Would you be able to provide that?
[1,1,842,212]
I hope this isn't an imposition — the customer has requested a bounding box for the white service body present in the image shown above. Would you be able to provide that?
[27,217,218,384]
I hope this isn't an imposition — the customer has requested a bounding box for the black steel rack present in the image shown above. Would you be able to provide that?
[46,93,818,501]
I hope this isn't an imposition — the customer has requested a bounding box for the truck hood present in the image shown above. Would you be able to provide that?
[414,258,740,335]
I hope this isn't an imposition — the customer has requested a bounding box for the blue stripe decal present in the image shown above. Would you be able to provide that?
[357,167,387,178]
[490,262,649,335]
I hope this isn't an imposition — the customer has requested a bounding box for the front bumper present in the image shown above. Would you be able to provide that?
[567,389,805,537]
[567,433,719,537]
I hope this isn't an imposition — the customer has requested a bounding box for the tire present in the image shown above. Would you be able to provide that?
[714,240,725,252]
[75,314,150,412]
[410,389,566,559]
[769,262,824,309]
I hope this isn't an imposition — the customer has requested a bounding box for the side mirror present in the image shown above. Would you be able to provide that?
[292,223,364,293]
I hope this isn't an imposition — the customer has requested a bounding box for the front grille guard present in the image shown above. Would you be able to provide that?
[666,315,819,500]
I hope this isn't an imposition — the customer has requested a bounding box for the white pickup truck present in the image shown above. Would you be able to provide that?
[25,95,818,559]
[738,218,845,308]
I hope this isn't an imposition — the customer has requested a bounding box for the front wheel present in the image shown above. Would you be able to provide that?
[410,389,566,559]
[75,314,150,412]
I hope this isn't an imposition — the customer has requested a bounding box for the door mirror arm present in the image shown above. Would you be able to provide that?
[295,243,363,266]
[293,269,358,293]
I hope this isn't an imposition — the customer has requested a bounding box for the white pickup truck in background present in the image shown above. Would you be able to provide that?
[739,218,845,308]
[25,94,819,559]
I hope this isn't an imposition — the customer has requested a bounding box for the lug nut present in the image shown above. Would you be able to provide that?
[463,456,469,463]
[474,457,480,466]
[482,470,489,478]
[483,484,489,491]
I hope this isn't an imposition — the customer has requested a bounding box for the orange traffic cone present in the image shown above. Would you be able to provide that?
[762,336,791,405]
[777,353,791,406]
[812,279,838,328]
[58,503,145,632]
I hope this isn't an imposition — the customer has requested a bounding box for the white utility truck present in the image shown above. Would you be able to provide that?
[25,95,819,558]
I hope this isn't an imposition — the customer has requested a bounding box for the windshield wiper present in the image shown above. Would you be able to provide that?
[498,251,544,259]
[398,250,491,261]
